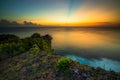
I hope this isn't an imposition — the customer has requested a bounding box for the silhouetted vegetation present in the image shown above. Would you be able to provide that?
[0,34,20,44]
[0,33,52,61]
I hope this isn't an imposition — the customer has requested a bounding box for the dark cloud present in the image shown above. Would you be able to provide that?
[0,19,19,26]
[23,21,36,26]
[0,19,39,27]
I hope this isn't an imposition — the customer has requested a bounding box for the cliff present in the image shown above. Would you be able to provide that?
[0,33,120,80]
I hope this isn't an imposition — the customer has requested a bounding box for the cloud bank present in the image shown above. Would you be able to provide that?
[0,19,39,27]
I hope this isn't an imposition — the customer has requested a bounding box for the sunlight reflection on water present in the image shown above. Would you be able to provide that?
[1,27,120,72]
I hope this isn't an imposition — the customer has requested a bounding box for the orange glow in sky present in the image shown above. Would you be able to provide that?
[1,0,119,27]
[30,6,119,26]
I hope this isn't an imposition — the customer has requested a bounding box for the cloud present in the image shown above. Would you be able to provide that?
[0,19,19,26]
[23,21,36,26]
[0,19,39,27]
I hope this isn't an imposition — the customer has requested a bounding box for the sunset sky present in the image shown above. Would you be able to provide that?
[0,0,120,26]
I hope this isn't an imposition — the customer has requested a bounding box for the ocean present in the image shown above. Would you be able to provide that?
[0,27,120,72]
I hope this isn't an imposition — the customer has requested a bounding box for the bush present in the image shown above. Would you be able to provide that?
[0,34,21,44]
[0,33,53,61]
[0,42,26,60]
[30,44,40,51]
[31,33,41,38]
[55,57,72,75]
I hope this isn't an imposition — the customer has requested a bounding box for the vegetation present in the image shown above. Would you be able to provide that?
[0,33,52,61]
[0,42,25,60]
[0,33,120,80]
[0,34,20,44]
[55,57,72,76]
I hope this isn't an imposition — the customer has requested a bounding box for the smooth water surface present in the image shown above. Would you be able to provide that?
[0,27,120,72]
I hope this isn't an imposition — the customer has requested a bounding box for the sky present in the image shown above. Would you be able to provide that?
[0,0,120,26]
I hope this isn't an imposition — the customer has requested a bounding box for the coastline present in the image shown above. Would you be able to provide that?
[0,33,120,80]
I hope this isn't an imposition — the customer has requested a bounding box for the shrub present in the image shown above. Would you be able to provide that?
[0,34,21,44]
[55,57,72,75]
[30,44,40,51]
[0,42,26,60]
[31,33,41,38]
[0,33,52,61]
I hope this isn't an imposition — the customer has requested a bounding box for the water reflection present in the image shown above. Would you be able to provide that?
[1,27,120,72]
[52,29,120,61]
[53,31,116,48]
[51,28,120,72]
